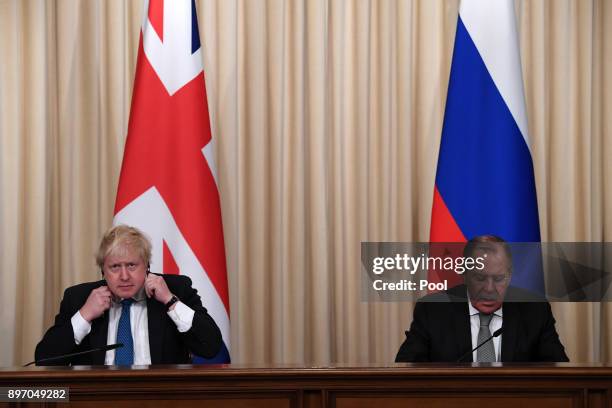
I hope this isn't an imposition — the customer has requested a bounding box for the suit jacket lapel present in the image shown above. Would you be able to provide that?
[501,302,518,362]
[452,301,472,362]
[89,310,109,365]
[147,297,164,364]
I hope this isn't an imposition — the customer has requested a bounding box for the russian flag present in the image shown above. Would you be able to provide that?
[430,0,543,292]
[113,0,230,362]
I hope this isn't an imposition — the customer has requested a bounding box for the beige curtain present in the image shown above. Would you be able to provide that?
[0,0,610,366]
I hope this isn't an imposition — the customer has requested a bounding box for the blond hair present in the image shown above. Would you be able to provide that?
[96,225,152,269]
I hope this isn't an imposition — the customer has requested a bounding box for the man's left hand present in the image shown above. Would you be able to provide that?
[144,274,174,305]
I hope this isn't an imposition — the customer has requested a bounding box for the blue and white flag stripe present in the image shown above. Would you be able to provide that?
[432,0,543,292]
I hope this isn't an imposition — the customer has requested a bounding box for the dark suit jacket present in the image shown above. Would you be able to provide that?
[395,284,569,362]
[35,274,222,365]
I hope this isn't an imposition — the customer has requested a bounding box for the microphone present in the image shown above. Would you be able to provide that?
[456,328,503,363]
[24,343,124,367]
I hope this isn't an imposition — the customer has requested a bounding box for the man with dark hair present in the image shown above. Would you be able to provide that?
[35,225,222,365]
[395,235,568,362]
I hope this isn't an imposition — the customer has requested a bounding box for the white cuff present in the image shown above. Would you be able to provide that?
[167,301,194,333]
[71,311,92,344]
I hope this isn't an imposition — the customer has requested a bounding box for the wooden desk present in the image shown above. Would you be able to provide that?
[1,363,611,407]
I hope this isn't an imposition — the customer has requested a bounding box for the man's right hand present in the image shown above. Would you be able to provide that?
[79,286,112,322]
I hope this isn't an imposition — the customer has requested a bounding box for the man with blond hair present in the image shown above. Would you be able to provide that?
[35,225,222,365]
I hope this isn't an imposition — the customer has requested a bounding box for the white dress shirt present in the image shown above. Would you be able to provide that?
[71,288,195,365]
[468,301,503,362]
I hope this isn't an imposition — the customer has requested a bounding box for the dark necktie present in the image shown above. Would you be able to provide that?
[114,299,134,365]
[476,312,496,362]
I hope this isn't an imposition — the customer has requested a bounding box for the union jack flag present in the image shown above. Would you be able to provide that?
[114,0,230,362]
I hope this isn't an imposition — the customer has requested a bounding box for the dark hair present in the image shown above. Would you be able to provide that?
[463,235,513,271]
